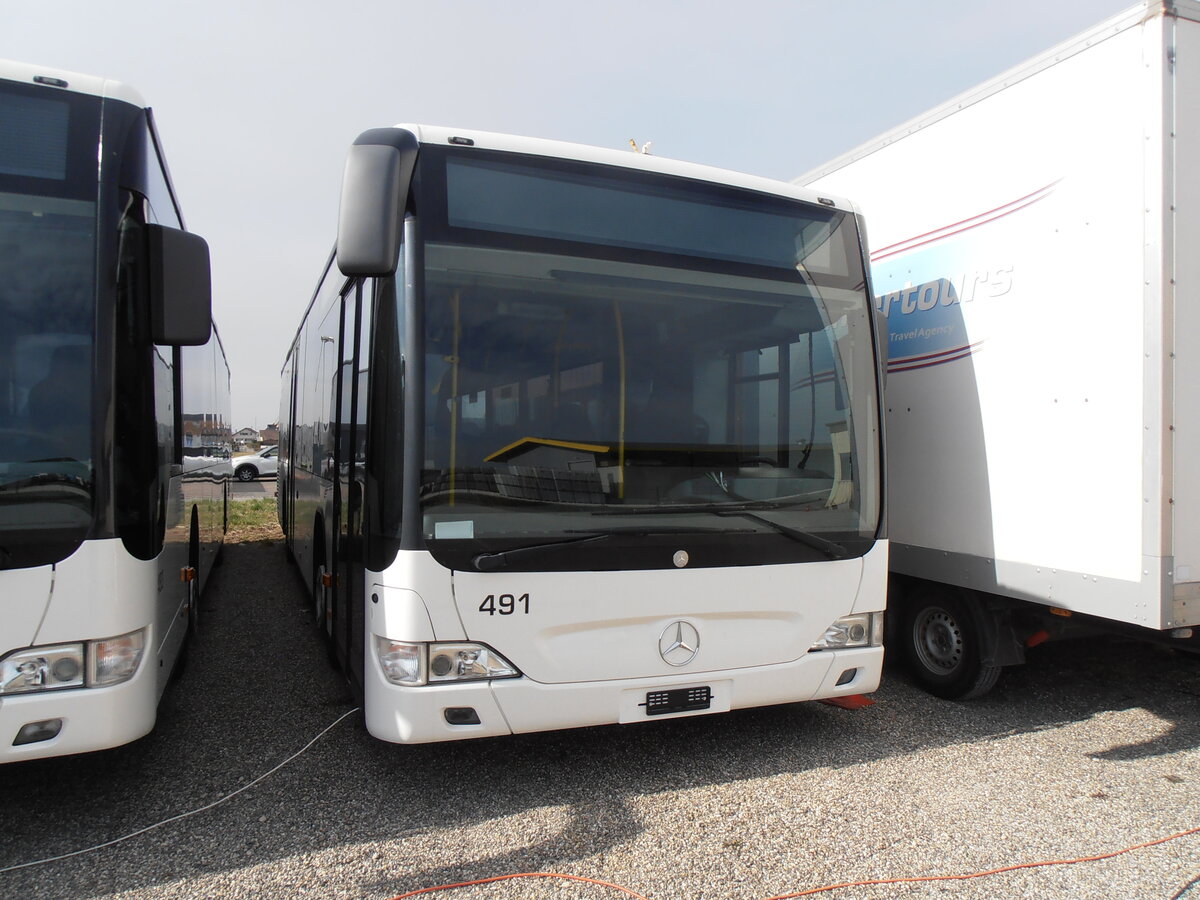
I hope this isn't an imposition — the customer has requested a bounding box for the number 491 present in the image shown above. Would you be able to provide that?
[479,593,530,616]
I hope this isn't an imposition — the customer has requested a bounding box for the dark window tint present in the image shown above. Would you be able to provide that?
[444,153,860,281]
[0,81,99,570]
[142,113,182,229]
[0,91,69,180]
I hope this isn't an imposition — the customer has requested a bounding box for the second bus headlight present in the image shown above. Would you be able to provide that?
[0,645,85,695]
[88,630,146,687]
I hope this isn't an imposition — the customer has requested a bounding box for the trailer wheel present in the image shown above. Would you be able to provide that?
[902,589,1001,700]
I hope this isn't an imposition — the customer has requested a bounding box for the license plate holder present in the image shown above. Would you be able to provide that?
[642,686,712,716]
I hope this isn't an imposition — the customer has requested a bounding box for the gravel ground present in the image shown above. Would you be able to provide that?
[2,532,1199,900]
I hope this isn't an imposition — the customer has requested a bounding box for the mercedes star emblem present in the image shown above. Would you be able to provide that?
[659,620,700,667]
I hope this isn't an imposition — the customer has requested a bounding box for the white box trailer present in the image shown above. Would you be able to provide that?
[798,0,1200,697]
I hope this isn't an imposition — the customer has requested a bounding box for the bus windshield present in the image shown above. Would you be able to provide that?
[0,83,98,569]
[416,149,880,571]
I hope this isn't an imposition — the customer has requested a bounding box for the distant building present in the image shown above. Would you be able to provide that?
[233,427,261,449]
[260,422,280,445]
[182,413,232,456]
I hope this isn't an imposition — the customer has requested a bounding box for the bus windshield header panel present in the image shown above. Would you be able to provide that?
[410,147,880,572]
[440,152,862,287]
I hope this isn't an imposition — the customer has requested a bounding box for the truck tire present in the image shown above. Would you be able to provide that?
[902,588,1001,700]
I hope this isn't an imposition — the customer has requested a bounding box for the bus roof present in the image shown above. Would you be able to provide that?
[392,123,859,215]
[0,58,147,108]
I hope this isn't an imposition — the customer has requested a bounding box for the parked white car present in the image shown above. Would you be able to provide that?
[234,446,278,482]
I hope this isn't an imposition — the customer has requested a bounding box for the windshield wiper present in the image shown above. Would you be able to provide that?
[469,524,729,571]
[595,498,797,514]
[712,509,847,559]
[471,533,611,571]
[594,501,847,559]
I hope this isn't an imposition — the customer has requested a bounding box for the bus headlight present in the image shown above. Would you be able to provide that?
[810,613,884,650]
[427,644,519,683]
[376,638,425,686]
[0,645,85,694]
[374,638,521,686]
[88,630,146,687]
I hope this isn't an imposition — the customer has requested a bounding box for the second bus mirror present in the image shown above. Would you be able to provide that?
[149,224,212,346]
[337,128,419,277]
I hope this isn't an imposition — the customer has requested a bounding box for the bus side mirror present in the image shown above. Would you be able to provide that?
[149,224,212,346]
[336,128,419,277]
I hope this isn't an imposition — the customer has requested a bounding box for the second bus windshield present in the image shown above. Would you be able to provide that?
[0,80,99,570]
[416,149,880,569]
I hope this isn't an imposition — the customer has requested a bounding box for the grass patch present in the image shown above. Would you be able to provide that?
[226,497,283,544]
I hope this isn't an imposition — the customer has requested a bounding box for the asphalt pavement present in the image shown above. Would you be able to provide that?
[2,535,1199,900]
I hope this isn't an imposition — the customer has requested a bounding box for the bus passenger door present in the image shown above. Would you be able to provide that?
[331,282,369,692]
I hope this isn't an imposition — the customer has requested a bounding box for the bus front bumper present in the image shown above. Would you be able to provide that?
[0,659,157,764]
[364,645,882,744]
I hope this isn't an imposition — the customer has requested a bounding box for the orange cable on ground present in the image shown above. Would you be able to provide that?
[762,824,1200,899]
[389,872,652,900]
[387,824,1200,900]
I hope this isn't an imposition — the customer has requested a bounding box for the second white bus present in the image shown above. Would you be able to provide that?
[0,61,228,762]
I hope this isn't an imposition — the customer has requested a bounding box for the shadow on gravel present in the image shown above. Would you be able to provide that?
[2,534,1199,899]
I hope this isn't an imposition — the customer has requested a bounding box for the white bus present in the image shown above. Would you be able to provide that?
[279,125,885,744]
[0,61,228,762]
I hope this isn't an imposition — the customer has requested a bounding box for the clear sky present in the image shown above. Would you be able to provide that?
[2,0,1133,429]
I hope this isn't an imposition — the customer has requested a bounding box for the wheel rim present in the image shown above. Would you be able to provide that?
[237,467,253,481]
[912,607,964,674]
